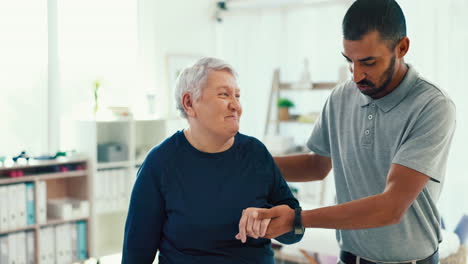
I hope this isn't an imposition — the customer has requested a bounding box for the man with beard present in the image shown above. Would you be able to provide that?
[236,0,456,263]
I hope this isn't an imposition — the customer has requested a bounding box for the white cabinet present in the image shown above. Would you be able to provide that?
[0,158,91,264]
[69,117,186,258]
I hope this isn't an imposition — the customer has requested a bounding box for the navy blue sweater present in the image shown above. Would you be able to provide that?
[122,131,303,264]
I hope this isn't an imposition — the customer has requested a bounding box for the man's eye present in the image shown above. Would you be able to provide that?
[363,61,376,66]
[219,93,229,96]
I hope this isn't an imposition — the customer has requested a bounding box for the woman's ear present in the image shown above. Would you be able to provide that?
[182,93,196,117]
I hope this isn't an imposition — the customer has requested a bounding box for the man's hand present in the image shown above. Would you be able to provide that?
[258,205,295,239]
[236,205,295,242]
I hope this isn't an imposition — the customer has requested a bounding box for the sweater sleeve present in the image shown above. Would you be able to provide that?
[122,156,165,264]
[266,151,304,244]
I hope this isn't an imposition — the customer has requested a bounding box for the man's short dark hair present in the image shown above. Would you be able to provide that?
[342,0,406,49]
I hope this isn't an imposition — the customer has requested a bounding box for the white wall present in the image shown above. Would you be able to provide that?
[57,0,139,119]
[399,0,468,230]
[140,0,217,118]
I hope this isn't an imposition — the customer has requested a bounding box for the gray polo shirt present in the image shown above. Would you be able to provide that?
[307,65,456,261]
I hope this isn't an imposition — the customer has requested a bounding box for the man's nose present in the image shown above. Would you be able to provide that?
[351,64,366,83]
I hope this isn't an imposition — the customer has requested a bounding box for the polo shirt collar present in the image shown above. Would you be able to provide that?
[359,64,419,112]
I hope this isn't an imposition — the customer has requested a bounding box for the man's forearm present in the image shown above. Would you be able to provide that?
[302,193,403,229]
[274,153,331,182]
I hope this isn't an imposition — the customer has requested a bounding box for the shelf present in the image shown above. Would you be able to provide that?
[97,161,132,170]
[0,225,36,235]
[0,217,89,235]
[0,156,88,171]
[41,217,89,227]
[279,82,337,90]
[0,170,87,184]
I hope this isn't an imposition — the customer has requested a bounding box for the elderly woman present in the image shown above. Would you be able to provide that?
[122,57,303,264]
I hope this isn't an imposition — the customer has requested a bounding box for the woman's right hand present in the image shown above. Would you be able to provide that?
[235,208,271,243]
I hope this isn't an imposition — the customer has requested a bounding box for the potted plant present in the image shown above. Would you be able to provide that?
[93,80,100,115]
[277,98,295,121]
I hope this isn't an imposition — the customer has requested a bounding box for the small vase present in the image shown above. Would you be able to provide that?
[278,108,290,121]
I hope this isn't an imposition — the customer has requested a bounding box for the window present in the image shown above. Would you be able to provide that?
[0,1,48,156]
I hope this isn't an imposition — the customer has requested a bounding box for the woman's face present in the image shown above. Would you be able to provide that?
[191,70,242,138]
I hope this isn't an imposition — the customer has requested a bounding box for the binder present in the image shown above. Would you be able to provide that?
[110,169,118,211]
[26,231,34,264]
[63,223,73,264]
[118,169,126,210]
[0,187,8,231]
[77,221,88,260]
[102,170,110,213]
[7,185,18,230]
[0,235,9,264]
[8,232,17,264]
[70,222,78,261]
[16,231,26,264]
[25,183,35,225]
[39,228,47,264]
[54,225,62,264]
[17,184,27,228]
[47,227,56,264]
[37,181,47,224]
[55,224,65,264]
[96,170,104,213]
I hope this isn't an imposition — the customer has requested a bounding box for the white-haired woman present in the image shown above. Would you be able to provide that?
[122,57,303,264]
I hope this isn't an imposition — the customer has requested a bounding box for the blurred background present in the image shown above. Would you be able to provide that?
[1,0,467,263]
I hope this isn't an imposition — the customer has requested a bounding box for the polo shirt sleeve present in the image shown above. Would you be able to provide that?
[307,96,332,157]
[122,155,165,263]
[392,96,456,182]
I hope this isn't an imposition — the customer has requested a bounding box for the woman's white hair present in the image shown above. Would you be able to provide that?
[174,57,238,118]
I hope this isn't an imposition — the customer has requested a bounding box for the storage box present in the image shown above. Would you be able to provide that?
[47,198,90,220]
[97,143,128,162]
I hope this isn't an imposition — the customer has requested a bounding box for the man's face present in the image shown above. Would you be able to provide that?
[342,31,398,98]
[191,70,242,138]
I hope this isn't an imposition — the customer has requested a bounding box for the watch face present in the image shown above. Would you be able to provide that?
[294,226,305,235]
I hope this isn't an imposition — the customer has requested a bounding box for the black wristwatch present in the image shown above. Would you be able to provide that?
[293,206,305,235]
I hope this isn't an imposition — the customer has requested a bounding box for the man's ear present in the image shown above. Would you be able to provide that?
[396,37,410,58]
[182,93,196,117]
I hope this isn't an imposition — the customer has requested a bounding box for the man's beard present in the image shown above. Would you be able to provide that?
[357,55,396,97]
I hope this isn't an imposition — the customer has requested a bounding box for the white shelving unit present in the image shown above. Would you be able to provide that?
[0,157,91,264]
[69,117,187,258]
[265,69,336,152]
